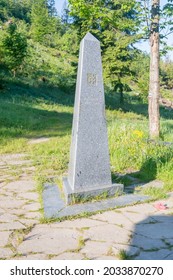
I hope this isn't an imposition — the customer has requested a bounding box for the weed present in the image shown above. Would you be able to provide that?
[47,254,57,259]
[78,236,85,250]
[117,249,132,260]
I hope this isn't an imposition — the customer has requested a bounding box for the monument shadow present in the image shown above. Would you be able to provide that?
[114,145,173,195]
[126,214,173,260]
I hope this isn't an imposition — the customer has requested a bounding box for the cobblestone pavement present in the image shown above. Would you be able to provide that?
[0,154,173,260]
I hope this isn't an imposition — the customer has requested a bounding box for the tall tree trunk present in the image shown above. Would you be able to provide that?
[148,0,160,139]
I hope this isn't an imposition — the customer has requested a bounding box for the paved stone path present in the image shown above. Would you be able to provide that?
[0,154,173,260]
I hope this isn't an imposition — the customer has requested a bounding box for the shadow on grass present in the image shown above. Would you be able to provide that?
[0,78,76,140]
[0,102,73,139]
[105,92,173,120]
[126,214,173,260]
[0,78,75,107]
[112,146,173,193]
[1,78,173,122]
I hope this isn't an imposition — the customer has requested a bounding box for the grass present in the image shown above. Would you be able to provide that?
[1,73,173,208]
[117,249,132,260]
[142,187,168,200]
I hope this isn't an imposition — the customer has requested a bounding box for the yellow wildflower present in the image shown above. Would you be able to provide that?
[133,130,144,138]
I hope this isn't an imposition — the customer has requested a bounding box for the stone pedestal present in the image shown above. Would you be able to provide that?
[63,32,123,204]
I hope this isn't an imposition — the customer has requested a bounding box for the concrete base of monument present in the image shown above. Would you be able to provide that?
[42,182,150,220]
[63,177,124,205]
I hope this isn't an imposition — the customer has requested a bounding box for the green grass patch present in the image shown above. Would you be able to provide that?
[142,187,168,200]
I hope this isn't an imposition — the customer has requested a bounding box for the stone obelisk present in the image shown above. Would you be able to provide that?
[63,32,123,204]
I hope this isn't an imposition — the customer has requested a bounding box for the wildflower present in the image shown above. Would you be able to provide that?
[133,130,144,138]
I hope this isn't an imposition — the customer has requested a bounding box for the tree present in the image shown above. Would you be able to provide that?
[103,30,138,104]
[2,22,27,76]
[61,0,70,24]
[148,0,160,139]
[68,0,140,103]
[139,0,173,139]
[30,0,57,45]
[30,0,50,43]
[130,51,150,100]
[0,0,34,23]
[47,0,57,17]
[160,57,173,90]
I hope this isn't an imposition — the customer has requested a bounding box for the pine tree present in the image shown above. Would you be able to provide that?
[47,0,57,17]
[30,0,57,44]
[68,0,140,103]
[2,22,27,76]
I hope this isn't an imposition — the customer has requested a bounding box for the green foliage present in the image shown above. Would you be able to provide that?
[117,249,131,260]
[130,52,150,100]
[138,0,173,55]
[2,22,27,75]
[160,58,173,90]
[55,29,79,54]
[0,0,8,22]
[69,0,141,102]
[21,39,76,89]
[102,31,137,99]
[108,120,173,182]
[30,0,58,45]
[0,0,34,23]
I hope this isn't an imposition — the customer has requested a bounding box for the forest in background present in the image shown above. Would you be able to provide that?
[0,0,173,102]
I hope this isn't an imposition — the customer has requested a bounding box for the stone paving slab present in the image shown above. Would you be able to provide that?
[4,180,35,192]
[119,203,156,214]
[13,254,49,260]
[22,203,41,212]
[24,212,41,219]
[0,231,11,247]
[0,199,27,209]
[18,227,80,255]
[18,192,39,200]
[94,256,118,260]
[0,213,18,223]
[83,224,131,244]
[122,211,156,224]
[91,211,134,230]
[0,248,13,259]
[19,219,40,226]
[51,252,84,260]
[0,222,26,231]
[80,240,111,259]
